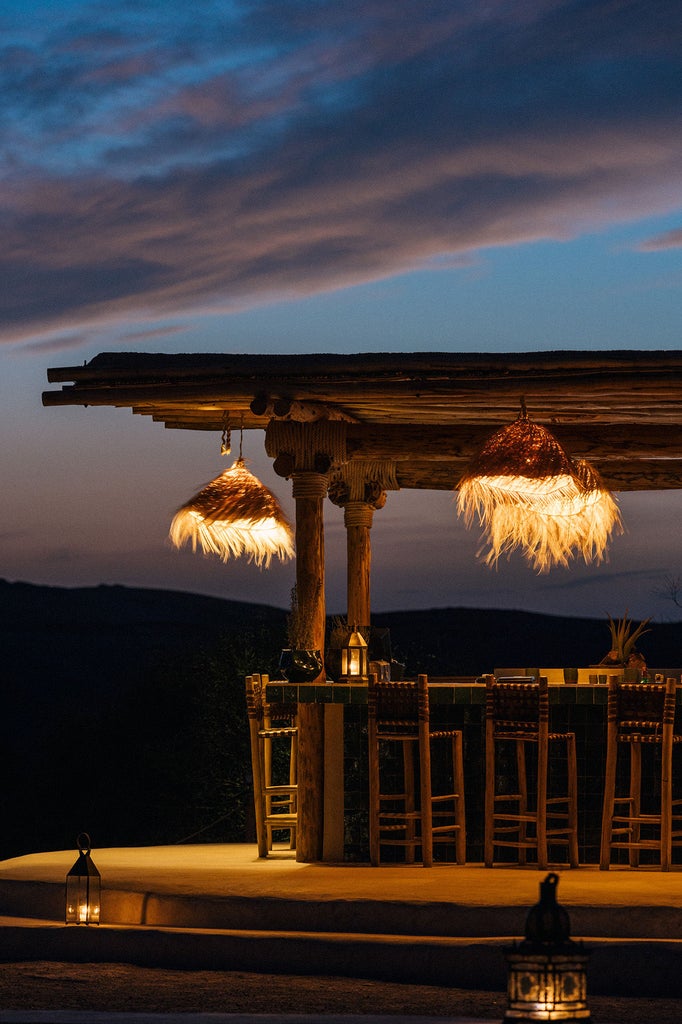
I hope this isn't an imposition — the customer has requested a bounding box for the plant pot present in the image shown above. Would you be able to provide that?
[278,648,324,683]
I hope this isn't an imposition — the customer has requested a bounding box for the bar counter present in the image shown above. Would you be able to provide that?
[266,672,682,864]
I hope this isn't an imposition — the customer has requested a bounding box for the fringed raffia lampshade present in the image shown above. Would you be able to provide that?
[457,405,622,572]
[170,457,294,567]
[457,406,580,521]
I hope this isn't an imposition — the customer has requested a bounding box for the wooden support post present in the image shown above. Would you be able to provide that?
[328,461,396,631]
[344,502,374,629]
[292,471,327,863]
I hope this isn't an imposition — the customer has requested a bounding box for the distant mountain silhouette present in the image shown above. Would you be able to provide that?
[2,578,679,687]
[0,578,286,699]
[370,606,682,676]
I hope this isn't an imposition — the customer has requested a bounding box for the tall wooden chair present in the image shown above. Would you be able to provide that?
[484,674,579,869]
[367,673,466,867]
[245,673,298,857]
[600,675,682,870]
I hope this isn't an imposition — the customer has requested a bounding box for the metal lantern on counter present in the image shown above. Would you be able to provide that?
[65,833,101,925]
[504,873,590,1023]
[340,626,369,682]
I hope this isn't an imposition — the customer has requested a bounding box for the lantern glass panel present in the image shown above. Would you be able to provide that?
[65,834,101,925]
[341,630,368,680]
[65,873,100,925]
[505,953,590,1022]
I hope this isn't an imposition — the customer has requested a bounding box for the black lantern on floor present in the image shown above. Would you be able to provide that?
[340,626,369,682]
[504,873,590,1022]
[65,833,101,925]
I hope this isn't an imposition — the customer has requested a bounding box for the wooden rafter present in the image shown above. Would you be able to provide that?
[43,350,682,491]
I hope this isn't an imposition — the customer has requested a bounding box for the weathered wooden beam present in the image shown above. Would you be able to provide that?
[155,415,265,430]
[45,349,682,386]
[43,383,258,407]
[42,374,682,415]
[161,421,225,431]
[128,418,682,459]
[345,424,682,460]
[395,460,682,492]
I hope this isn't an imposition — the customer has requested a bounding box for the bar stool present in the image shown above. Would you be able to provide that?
[484,674,579,869]
[600,675,682,870]
[367,673,466,867]
[245,673,298,857]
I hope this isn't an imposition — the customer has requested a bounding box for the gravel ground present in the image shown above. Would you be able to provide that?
[0,963,679,1022]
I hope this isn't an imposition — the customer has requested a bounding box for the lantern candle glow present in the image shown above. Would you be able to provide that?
[504,873,590,1023]
[65,833,101,925]
[340,627,369,682]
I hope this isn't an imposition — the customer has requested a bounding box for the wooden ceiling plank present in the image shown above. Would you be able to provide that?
[395,460,682,492]
[345,424,682,459]
[46,349,682,386]
[41,351,682,490]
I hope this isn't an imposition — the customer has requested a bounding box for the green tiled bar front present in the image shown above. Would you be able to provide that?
[266,675,682,864]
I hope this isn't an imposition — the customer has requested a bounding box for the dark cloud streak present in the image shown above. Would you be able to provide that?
[1,0,681,342]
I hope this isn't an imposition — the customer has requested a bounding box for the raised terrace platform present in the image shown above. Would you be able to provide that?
[1,845,681,998]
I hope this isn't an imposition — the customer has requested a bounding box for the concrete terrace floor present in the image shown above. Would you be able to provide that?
[0,844,681,1000]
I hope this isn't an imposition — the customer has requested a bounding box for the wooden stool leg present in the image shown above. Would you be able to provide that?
[484,720,495,868]
[403,738,416,864]
[600,723,618,870]
[453,731,467,864]
[566,733,579,868]
[629,742,641,868]
[516,740,528,866]
[536,731,548,871]
[419,717,433,868]
[661,730,673,871]
[249,717,268,858]
[289,731,298,850]
[368,717,381,866]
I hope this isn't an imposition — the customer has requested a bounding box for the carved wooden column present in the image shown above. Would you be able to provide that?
[291,469,327,862]
[265,420,347,862]
[328,461,399,630]
[326,461,397,861]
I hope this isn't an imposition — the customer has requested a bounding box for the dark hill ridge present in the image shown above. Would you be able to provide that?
[372,607,682,675]
[0,579,287,696]
[370,607,662,676]
[0,578,282,627]
[1,579,680,681]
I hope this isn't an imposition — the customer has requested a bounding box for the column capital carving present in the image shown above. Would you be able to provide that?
[265,420,347,474]
[327,460,398,510]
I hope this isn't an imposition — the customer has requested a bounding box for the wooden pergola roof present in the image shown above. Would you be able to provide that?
[43,350,682,491]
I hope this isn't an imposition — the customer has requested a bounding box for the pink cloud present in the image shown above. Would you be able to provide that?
[639,227,682,251]
[1,1,681,343]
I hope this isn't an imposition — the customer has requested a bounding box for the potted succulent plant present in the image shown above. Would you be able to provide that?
[599,611,651,678]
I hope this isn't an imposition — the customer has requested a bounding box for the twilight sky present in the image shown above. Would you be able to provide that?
[1,0,681,622]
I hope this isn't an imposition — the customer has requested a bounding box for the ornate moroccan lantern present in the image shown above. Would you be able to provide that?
[65,833,101,925]
[504,873,590,1023]
[340,627,369,682]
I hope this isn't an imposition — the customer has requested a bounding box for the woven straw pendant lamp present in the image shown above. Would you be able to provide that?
[457,402,621,571]
[170,424,294,567]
